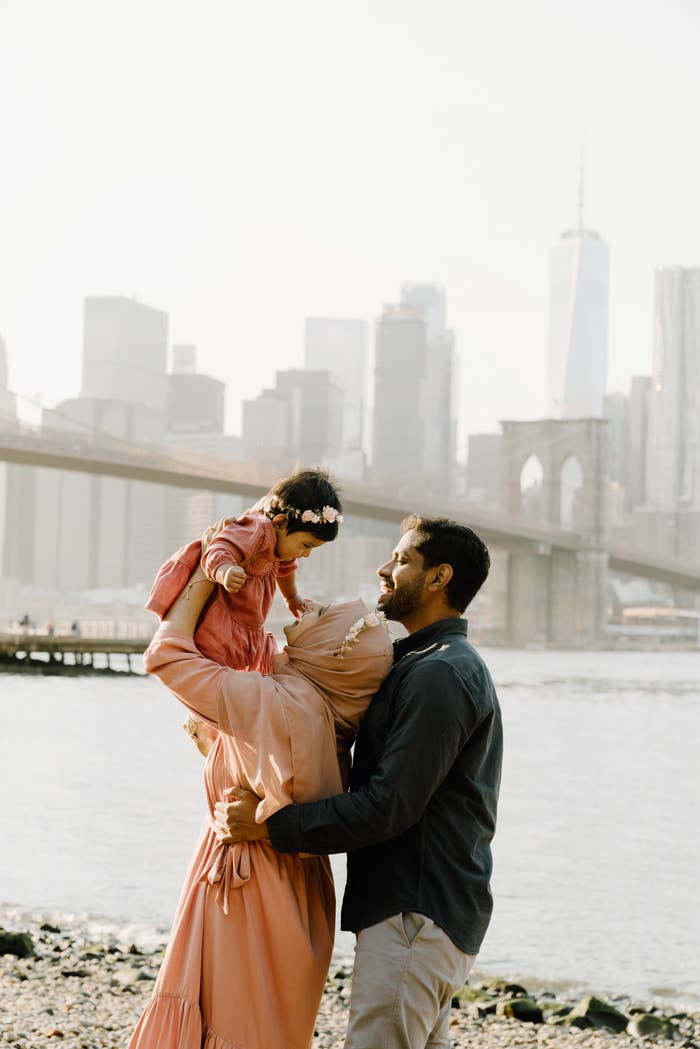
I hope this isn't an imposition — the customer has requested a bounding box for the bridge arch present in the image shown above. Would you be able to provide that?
[519,453,544,521]
[500,418,608,543]
[559,453,583,530]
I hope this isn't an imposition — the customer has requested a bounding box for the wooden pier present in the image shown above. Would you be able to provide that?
[0,632,151,674]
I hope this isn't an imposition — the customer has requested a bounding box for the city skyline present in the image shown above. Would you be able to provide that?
[1,0,699,442]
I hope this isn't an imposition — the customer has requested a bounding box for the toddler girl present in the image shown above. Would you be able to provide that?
[145,467,343,694]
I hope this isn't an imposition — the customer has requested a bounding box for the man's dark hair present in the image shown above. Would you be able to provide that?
[266,468,342,540]
[401,515,490,613]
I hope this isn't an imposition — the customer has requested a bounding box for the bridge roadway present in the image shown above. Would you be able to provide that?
[2,426,700,591]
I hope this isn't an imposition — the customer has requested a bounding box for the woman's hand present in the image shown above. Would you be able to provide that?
[214,788,269,843]
[284,593,313,619]
[183,717,217,757]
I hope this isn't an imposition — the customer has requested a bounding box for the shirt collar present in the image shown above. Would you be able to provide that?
[392,617,468,663]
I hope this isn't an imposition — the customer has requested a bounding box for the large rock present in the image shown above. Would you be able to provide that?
[627,1013,678,1039]
[467,998,501,1018]
[496,997,544,1023]
[0,928,35,958]
[481,978,529,997]
[548,1013,593,1029]
[567,995,628,1032]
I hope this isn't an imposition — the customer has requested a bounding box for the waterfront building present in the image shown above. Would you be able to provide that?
[5,298,171,591]
[82,296,168,431]
[546,168,610,419]
[0,334,22,588]
[266,368,343,465]
[646,267,700,510]
[400,283,458,489]
[304,318,368,456]
[242,394,289,465]
[372,284,457,495]
[627,376,651,511]
[165,431,245,553]
[372,301,427,484]
[163,348,238,552]
[28,397,167,591]
[167,347,225,435]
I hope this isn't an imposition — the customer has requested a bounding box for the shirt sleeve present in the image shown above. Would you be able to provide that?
[267,661,481,855]
[201,517,267,579]
[276,559,298,578]
[143,626,237,725]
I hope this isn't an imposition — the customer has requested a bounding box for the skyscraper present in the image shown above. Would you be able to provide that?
[372,301,427,483]
[372,284,457,494]
[167,345,225,435]
[82,296,168,434]
[400,283,458,483]
[13,298,171,590]
[304,318,368,452]
[646,267,700,509]
[547,161,610,418]
[627,375,650,511]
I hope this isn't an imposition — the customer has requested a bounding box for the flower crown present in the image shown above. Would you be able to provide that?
[334,610,389,658]
[265,502,343,525]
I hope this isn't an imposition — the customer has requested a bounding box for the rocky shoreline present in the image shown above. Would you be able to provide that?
[1,918,697,1049]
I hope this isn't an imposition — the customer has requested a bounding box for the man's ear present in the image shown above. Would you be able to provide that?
[427,563,453,593]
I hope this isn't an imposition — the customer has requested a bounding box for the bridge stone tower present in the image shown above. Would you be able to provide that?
[500,418,609,646]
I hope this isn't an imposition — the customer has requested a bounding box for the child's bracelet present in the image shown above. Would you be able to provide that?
[183,579,212,601]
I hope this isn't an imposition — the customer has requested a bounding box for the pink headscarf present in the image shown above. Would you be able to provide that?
[282,599,393,724]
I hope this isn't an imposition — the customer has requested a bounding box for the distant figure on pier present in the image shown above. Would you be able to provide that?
[45,621,55,637]
[144,469,343,755]
[70,620,80,638]
[18,613,31,634]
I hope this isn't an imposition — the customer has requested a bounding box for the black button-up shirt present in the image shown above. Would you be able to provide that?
[267,617,503,955]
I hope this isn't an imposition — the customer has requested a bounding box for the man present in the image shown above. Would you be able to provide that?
[215,515,503,1049]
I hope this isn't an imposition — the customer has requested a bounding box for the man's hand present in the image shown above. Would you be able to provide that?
[214,788,269,843]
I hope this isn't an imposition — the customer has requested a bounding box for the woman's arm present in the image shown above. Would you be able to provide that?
[144,564,228,725]
[161,562,214,634]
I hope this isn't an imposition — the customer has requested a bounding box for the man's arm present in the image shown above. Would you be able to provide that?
[218,662,479,854]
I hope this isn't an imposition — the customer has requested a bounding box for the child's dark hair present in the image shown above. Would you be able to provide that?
[265,469,343,541]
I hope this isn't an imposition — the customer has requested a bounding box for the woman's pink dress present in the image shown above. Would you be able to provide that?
[128,606,391,1049]
[145,514,296,673]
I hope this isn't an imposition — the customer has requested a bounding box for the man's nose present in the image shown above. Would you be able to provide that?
[377,560,392,578]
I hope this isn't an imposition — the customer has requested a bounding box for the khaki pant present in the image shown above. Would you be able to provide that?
[343,913,476,1049]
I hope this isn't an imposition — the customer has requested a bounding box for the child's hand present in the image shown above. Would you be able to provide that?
[215,564,247,593]
[285,594,312,619]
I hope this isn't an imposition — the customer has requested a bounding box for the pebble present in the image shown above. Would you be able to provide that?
[1,918,697,1049]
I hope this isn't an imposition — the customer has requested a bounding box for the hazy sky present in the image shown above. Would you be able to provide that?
[1,0,699,445]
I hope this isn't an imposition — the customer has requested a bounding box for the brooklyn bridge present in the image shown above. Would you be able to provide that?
[2,420,698,647]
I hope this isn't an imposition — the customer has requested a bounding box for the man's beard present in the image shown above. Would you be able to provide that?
[379,575,425,621]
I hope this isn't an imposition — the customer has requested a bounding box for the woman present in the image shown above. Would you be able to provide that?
[129,555,393,1049]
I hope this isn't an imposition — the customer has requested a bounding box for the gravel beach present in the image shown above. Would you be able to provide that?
[1,917,697,1049]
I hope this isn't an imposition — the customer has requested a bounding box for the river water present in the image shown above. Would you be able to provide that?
[1,649,698,1007]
